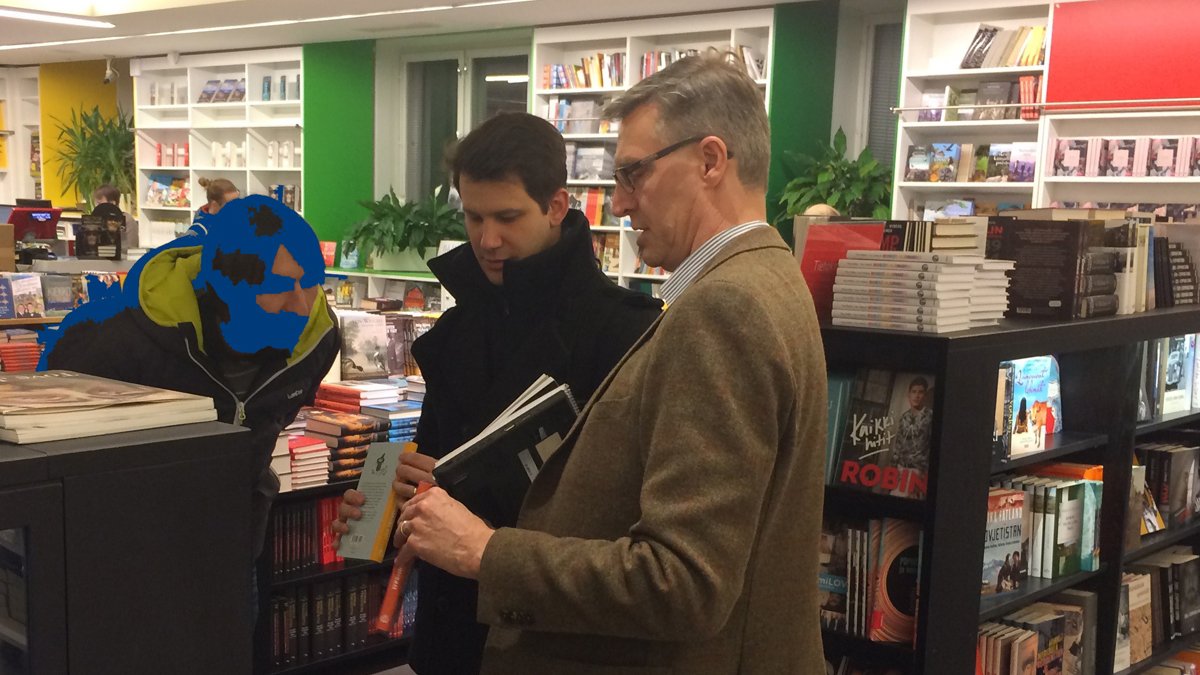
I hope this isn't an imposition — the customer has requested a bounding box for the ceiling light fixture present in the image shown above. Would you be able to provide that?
[0,8,115,28]
[484,74,530,83]
[0,0,534,52]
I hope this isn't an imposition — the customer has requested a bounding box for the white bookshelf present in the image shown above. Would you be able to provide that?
[531,9,773,290]
[1034,110,1200,210]
[893,3,1051,219]
[130,48,304,248]
[0,67,42,204]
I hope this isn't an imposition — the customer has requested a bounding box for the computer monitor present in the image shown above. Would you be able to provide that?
[15,198,52,208]
[8,206,61,241]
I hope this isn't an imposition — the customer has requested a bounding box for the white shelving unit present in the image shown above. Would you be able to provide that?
[531,9,773,293]
[893,3,1051,219]
[130,47,303,248]
[0,67,42,204]
[1034,110,1200,210]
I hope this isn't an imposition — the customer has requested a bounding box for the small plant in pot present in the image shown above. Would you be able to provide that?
[347,186,466,272]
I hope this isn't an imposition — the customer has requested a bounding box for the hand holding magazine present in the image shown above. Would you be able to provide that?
[433,374,579,528]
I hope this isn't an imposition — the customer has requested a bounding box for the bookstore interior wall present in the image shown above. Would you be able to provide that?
[0,68,41,206]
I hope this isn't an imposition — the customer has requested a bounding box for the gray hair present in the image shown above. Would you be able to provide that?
[603,53,770,190]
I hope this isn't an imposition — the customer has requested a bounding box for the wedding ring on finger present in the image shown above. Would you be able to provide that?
[400,520,411,537]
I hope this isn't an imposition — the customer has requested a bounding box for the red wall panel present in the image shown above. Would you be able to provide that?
[1047,0,1200,106]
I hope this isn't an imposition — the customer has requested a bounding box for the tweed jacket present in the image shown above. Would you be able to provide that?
[475,226,828,674]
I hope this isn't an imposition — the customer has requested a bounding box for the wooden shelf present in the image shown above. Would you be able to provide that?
[140,205,192,211]
[562,133,618,141]
[906,65,1046,82]
[567,179,616,187]
[821,629,914,664]
[535,87,625,96]
[1043,176,1200,185]
[978,569,1103,622]
[270,554,397,589]
[589,225,622,233]
[901,119,1039,133]
[979,564,1099,619]
[991,431,1109,474]
[138,104,189,111]
[896,181,1035,192]
[270,636,409,675]
[1136,409,1200,436]
[0,317,62,327]
[325,268,439,283]
[249,166,302,172]
[1125,521,1200,564]
[1116,634,1200,675]
[824,485,925,521]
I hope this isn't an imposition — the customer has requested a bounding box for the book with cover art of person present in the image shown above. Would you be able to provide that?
[981,488,1027,596]
[433,374,579,529]
[835,368,936,500]
[1006,356,1063,457]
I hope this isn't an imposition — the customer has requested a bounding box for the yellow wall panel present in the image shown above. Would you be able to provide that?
[39,61,119,208]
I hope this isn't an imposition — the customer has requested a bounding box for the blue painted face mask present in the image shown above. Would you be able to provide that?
[193,195,325,355]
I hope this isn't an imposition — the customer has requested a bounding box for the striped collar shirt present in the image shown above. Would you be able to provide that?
[659,220,770,306]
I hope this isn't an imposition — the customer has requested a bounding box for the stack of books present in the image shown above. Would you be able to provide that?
[831,250,987,333]
[286,435,331,491]
[314,381,404,415]
[405,376,426,403]
[0,370,217,444]
[304,410,395,483]
[970,260,1016,327]
[0,342,42,372]
[359,399,422,444]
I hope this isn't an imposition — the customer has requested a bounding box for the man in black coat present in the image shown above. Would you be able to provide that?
[334,112,662,674]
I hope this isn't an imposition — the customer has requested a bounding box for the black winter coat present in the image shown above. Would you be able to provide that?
[44,244,340,555]
[406,209,663,675]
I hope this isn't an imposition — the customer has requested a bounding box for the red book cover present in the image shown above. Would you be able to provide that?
[796,221,886,321]
[319,381,398,400]
[314,398,360,414]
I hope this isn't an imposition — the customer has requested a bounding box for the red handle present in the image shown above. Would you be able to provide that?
[372,480,433,633]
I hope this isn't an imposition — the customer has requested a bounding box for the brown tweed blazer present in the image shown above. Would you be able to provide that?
[475,226,828,674]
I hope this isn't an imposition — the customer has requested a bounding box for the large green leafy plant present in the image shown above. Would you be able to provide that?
[348,185,466,258]
[778,128,892,220]
[52,105,135,212]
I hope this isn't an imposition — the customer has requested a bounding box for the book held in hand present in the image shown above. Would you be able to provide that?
[338,442,416,562]
[433,374,580,528]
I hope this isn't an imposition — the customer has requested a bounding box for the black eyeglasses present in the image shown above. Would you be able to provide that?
[612,135,732,192]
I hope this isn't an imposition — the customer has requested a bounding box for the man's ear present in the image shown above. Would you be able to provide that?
[699,135,730,185]
[547,188,571,226]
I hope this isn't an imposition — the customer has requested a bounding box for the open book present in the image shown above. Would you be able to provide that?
[433,374,579,528]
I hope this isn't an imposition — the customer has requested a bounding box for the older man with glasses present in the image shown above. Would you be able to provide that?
[397,53,829,675]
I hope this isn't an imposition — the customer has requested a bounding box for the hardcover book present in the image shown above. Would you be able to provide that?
[433,375,580,528]
[835,369,936,500]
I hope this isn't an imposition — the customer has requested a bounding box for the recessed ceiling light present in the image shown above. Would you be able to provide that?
[0,8,115,28]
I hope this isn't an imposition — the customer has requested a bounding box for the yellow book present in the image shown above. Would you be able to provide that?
[337,441,417,562]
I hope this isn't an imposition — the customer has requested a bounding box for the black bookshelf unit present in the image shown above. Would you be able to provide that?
[258,480,410,674]
[820,307,1200,674]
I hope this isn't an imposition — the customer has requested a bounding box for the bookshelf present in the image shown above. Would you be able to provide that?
[130,48,304,249]
[0,67,42,204]
[892,3,1051,219]
[820,306,1200,674]
[531,9,774,291]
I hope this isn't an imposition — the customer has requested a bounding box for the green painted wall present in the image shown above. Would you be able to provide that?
[303,41,376,244]
[767,0,839,246]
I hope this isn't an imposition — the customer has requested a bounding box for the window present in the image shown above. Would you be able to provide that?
[376,32,531,200]
[866,22,903,171]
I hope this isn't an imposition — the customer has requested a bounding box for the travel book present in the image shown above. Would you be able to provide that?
[433,374,580,528]
[338,442,415,562]
[0,370,216,443]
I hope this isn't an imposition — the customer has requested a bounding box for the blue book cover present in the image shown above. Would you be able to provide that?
[1008,356,1063,455]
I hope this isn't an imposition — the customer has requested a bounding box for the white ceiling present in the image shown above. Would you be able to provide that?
[0,0,782,66]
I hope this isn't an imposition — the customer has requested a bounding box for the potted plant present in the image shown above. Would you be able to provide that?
[347,185,466,272]
[777,128,892,221]
[52,105,135,212]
